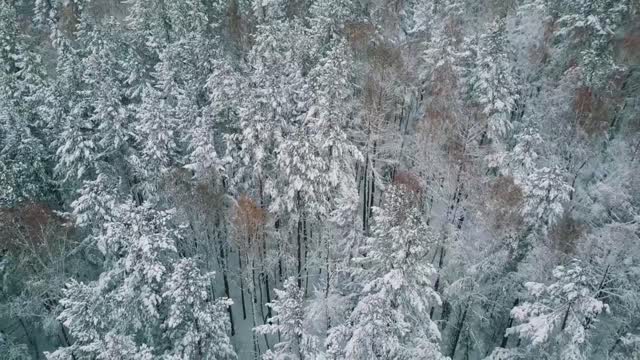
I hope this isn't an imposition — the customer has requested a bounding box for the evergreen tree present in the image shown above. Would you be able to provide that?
[255,277,310,359]
[4,1,640,359]
[554,0,630,87]
[507,260,609,359]
[225,18,311,215]
[53,16,132,189]
[469,18,520,140]
[46,202,236,359]
[328,184,445,360]
[163,259,236,360]
[0,1,50,206]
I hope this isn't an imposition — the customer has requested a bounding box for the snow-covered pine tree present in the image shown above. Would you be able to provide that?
[271,36,361,221]
[80,18,132,171]
[469,18,519,140]
[123,0,171,50]
[261,35,359,237]
[488,127,572,233]
[0,1,50,206]
[328,183,446,360]
[162,259,236,360]
[46,202,236,359]
[254,277,311,359]
[53,15,132,190]
[519,166,573,231]
[130,69,182,199]
[308,0,354,44]
[4,1,640,359]
[553,0,629,88]
[46,30,89,192]
[130,0,216,189]
[226,18,310,204]
[419,0,469,144]
[223,20,320,300]
[302,38,364,352]
[505,260,609,359]
[402,0,436,35]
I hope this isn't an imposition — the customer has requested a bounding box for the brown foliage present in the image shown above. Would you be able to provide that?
[528,43,549,66]
[227,0,253,50]
[425,108,454,127]
[485,176,524,235]
[163,168,226,211]
[0,203,70,256]
[363,75,384,114]
[574,86,610,136]
[392,171,422,194]
[543,19,555,41]
[232,195,266,254]
[420,66,461,142]
[420,50,462,138]
[619,20,640,65]
[443,16,464,46]
[622,34,640,54]
[357,36,406,125]
[430,62,459,98]
[549,213,584,255]
[367,42,403,72]
[574,86,594,115]
[445,135,467,164]
[344,21,376,53]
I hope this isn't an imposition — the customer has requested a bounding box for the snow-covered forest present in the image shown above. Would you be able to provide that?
[0,0,639,359]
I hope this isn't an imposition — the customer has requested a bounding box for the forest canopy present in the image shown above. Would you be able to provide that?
[0,0,639,359]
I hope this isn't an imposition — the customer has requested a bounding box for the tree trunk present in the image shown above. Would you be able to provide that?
[250,292,261,360]
[303,218,310,297]
[430,246,446,317]
[220,239,235,335]
[362,154,369,234]
[560,303,572,331]
[449,303,469,359]
[500,298,519,348]
[297,216,303,289]
[19,317,40,360]
[275,218,283,284]
[264,273,272,319]
[59,323,77,360]
[239,252,247,320]
[368,142,376,227]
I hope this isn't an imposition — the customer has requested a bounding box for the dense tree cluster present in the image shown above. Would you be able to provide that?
[0,0,639,359]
